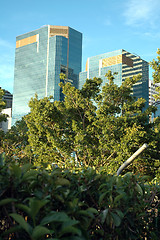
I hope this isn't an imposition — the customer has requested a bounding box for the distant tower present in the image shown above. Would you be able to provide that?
[0,89,12,132]
[12,25,82,124]
[79,49,149,109]
[149,80,160,119]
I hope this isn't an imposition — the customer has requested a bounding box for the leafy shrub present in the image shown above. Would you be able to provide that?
[0,155,159,239]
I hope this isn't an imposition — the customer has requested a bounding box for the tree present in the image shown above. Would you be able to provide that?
[24,72,159,177]
[1,118,32,164]
[0,88,7,125]
[150,49,160,178]
[150,49,160,101]
[0,88,7,152]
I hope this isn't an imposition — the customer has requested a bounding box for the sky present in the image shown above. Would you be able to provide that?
[0,0,160,94]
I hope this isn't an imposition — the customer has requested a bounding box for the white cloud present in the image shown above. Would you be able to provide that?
[123,0,160,27]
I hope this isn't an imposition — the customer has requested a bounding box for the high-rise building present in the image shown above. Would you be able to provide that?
[2,90,13,109]
[79,49,149,109]
[12,25,82,124]
[0,89,12,132]
[149,80,160,119]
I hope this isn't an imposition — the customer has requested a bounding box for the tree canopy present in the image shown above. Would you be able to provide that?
[22,71,160,177]
[0,118,31,164]
[0,88,7,124]
[0,89,7,151]
[150,48,160,101]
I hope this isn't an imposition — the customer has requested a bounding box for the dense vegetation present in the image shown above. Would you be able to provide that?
[0,51,160,239]
[1,72,160,177]
[0,88,7,124]
[0,88,7,143]
[0,157,160,240]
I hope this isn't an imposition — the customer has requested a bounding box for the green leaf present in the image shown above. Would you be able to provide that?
[115,209,124,219]
[0,153,6,166]
[77,210,94,218]
[47,239,59,240]
[16,203,30,216]
[46,239,58,240]
[98,183,107,190]
[99,192,108,204]
[135,183,143,196]
[56,178,70,186]
[87,207,98,214]
[114,193,125,204]
[22,169,38,181]
[2,226,22,236]
[0,198,17,206]
[61,219,79,229]
[21,163,33,173]
[29,198,49,220]
[110,212,121,227]
[101,209,109,224]
[59,226,81,237]
[10,213,32,234]
[32,225,51,240]
[67,237,87,240]
[40,212,70,225]
[10,165,21,178]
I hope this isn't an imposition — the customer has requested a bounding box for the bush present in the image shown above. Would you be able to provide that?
[0,155,160,240]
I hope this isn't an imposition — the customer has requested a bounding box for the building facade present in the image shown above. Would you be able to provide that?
[0,89,12,132]
[149,80,160,119]
[12,25,82,124]
[79,49,149,109]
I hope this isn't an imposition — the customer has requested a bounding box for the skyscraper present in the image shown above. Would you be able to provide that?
[12,25,82,124]
[79,49,149,109]
[0,89,12,132]
[149,80,160,119]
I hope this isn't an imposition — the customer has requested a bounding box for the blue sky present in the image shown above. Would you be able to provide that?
[0,0,160,93]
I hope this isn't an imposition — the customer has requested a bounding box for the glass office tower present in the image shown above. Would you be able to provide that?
[79,49,149,109]
[12,25,82,125]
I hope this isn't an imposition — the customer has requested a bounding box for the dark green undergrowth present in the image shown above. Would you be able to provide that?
[0,155,160,240]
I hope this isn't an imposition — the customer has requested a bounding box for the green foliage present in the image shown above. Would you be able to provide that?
[1,51,160,240]
[150,49,160,178]
[24,72,160,177]
[1,118,32,164]
[0,88,7,123]
[150,48,160,101]
[0,159,159,239]
[0,89,7,149]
